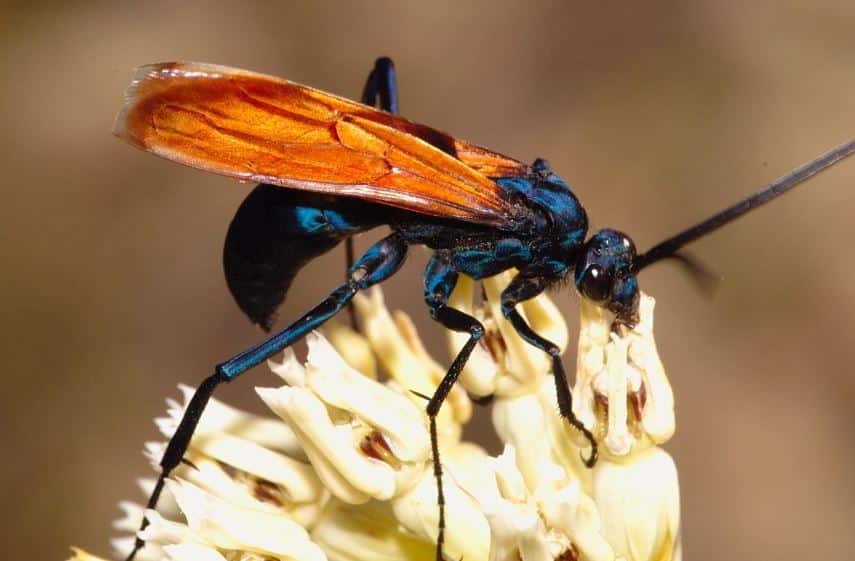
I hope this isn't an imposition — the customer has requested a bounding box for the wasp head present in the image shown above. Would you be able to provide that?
[574,229,640,326]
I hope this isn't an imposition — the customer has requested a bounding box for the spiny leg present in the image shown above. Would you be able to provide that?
[423,253,485,561]
[344,56,400,329]
[125,233,409,561]
[500,274,598,467]
[125,370,224,561]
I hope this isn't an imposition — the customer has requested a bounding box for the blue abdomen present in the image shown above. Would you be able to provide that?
[223,185,385,330]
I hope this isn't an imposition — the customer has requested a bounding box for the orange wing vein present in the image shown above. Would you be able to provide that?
[114,62,523,226]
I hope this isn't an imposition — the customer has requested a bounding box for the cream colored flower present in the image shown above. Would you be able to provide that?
[350,288,472,444]
[467,286,680,561]
[573,295,675,458]
[72,278,680,561]
[143,478,326,561]
[261,332,431,504]
[389,442,493,561]
[327,297,492,561]
[479,444,616,561]
[152,385,330,527]
[310,499,435,561]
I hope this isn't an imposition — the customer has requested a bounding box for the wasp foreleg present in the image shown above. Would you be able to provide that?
[500,273,598,467]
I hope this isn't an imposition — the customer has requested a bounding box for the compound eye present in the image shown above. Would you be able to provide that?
[580,264,611,302]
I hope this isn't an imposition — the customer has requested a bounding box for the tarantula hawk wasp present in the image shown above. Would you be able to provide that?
[114,57,855,561]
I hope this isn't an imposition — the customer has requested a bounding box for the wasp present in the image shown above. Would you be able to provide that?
[114,57,854,561]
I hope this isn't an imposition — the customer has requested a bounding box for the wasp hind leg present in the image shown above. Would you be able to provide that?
[361,56,399,113]
[422,252,485,561]
[344,57,400,329]
[125,233,409,561]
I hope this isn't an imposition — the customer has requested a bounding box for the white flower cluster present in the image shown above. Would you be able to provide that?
[70,271,680,561]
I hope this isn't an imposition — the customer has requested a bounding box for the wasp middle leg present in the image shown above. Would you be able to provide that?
[422,252,485,561]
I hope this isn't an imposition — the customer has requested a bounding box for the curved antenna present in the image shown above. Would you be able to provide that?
[634,138,855,272]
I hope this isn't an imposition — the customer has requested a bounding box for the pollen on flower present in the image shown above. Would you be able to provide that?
[73,280,680,561]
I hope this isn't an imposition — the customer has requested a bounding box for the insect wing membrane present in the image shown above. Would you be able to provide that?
[114,61,517,226]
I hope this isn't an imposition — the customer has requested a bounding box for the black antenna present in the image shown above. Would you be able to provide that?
[634,138,855,272]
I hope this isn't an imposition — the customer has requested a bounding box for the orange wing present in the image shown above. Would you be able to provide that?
[452,142,530,179]
[115,62,524,226]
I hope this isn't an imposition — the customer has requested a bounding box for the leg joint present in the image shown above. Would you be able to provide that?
[500,301,514,318]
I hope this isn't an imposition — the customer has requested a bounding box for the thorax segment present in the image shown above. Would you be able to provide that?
[494,161,588,276]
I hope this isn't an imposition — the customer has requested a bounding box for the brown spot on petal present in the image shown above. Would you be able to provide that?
[215,459,239,479]
[480,328,508,364]
[216,459,288,507]
[253,478,286,507]
[629,382,647,421]
[359,430,401,468]
[594,391,609,411]
[555,544,579,561]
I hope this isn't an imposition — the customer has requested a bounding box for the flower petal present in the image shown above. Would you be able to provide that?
[492,394,556,491]
[602,333,634,456]
[391,470,491,561]
[138,508,190,545]
[631,296,675,444]
[311,499,435,561]
[190,433,324,503]
[592,448,681,561]
[304,332,430,463]
[574,293,676,459]
[162,543,228,561]
[268,348,308,387]
[536,480,616,561]
[257,385,396,503]
[392,307,472,426]
[110,536,161,561]
[322,320,379,380]
[515,510,554,561]
[482,499,545,561]
[353,288,470,441]
[159,384,304,458]
[531,377,594,484]
[113,500,144,532]
[167,478,327,561]
[443,441,499,508]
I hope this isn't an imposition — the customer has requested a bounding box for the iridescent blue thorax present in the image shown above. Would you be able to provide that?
[495,161,641,324]
[494,159,588,277]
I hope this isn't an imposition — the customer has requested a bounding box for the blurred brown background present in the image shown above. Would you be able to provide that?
[2,1,854,560]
